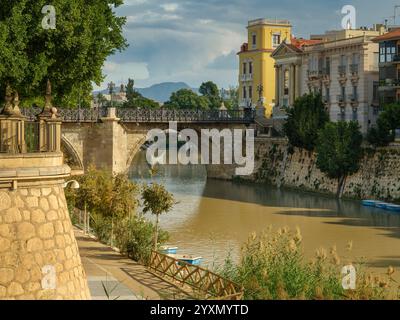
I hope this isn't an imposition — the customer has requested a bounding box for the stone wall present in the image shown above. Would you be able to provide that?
[0,184,91,300]
[0,152,90,300]
[245,138,400,201]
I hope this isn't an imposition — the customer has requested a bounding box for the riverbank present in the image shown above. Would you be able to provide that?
[209,137,400,203]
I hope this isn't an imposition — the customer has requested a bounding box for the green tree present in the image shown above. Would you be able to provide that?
[199,81,221,109]
[141,183,175,250]
[316,121,363,198]
[126,78,140,102]
[123,78,159,109]
[96,93,108,107]
[367,103,400,147]
[223,86,239,110]
[163,88,209,110]
[65,165,138,245]
[283,93,329,151]
[0,0,127,107]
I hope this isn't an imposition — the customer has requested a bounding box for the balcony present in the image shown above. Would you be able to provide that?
[378,79,400,91]
[338,65,347,75]
[337,95,346,106]
[240,74,253,82]
[350,64,359,75]
[348,93,358,106]
[307,70,322,80]
[323,96,330,105]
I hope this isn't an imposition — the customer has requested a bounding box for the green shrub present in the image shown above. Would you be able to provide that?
[218,227,393,300]
[115,216,169,265]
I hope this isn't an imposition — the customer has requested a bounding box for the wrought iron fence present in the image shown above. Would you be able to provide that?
[20,107,255,124]
[116,108,255,123]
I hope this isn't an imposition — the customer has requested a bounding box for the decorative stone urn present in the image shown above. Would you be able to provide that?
[0,83,90,300]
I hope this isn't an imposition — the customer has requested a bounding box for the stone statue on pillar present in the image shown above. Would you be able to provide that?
[1,84,14,116]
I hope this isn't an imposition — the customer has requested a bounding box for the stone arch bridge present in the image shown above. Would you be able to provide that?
[23,107,255,179]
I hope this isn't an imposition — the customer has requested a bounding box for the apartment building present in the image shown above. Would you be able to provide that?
[373,28,400,105]
[272,26,385,134]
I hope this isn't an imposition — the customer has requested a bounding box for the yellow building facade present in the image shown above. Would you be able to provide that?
[238,19,292,117]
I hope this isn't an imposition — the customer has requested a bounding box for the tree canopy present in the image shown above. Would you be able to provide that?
[163,88,210,110]
[316,121,363,198]
[367,103,400,147]
[283,93,329,151]
[123,78,159,109]
[0,0,127,107]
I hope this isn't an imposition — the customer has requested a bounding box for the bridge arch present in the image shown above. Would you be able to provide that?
[61,136,84,175]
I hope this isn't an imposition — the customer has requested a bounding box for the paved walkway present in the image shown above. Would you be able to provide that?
[74,228,190,300]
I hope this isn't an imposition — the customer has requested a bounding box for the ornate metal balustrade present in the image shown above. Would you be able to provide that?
[21,107,255,124]
[21,107,108,123]
[116,108,255,123]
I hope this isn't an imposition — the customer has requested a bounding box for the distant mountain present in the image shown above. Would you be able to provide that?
[94,82,198,103]
[137,82,198,103]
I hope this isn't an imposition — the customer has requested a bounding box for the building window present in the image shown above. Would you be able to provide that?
[353,86,358,100]
[352,108,358,121]
[249,62,253,74]
[284,69,289,95]
[325,87,330,102]
[325,57,331,75]
[249,86,253,100]
[243,86,247,99]
[252,34,257,48]
[380,41,397,63]
[243,62,247,75]
[272,34,281,48]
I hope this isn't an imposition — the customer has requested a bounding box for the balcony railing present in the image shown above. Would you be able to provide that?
[350,64,359,74]
[337,95,346,104]
[338,65,347,75]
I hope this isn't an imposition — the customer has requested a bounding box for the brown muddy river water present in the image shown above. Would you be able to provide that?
[129,151,400,278]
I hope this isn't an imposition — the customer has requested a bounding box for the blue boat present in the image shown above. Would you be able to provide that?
[169,254,203,266]
[362,200,380,207]
[375,202,389,209]
[160,246,178,254]
[386,204,400,213]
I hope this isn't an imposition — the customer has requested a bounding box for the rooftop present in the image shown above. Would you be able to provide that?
[373,28,400,42]
[248,18,291,27]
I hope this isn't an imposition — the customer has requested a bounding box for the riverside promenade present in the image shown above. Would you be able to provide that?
[74,229,191,300]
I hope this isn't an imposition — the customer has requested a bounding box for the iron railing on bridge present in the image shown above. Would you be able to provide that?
[116,108,255,123]
[21,107,255,124]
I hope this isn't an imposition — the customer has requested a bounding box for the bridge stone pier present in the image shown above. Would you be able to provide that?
[54,107,256,177]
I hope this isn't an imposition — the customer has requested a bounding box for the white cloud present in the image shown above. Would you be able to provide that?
[160,3,179,13]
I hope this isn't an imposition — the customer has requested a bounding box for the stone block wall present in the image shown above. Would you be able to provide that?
[248,138,400,201]
[0,184,90,300]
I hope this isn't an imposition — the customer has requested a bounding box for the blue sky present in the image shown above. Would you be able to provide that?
[95,0,400,90]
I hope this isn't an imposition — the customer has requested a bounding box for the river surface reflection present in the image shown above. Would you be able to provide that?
[129,151,400,275]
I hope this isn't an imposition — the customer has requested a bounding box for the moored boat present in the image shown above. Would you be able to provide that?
[386,204,400,213]
[375,202,389,209]
[362,200,380,207]
[160,246,178,254]
[168,254,203,266]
